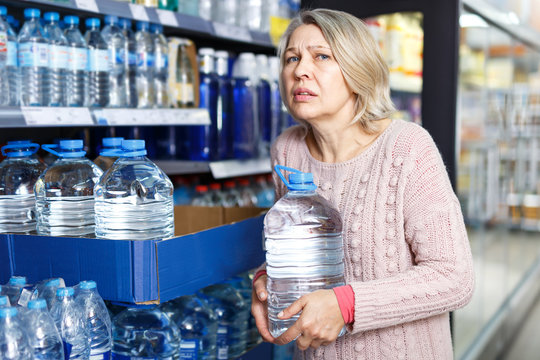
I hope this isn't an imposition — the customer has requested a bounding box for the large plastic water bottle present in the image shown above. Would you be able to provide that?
[35,140,104,237]
[0,294,10,307]
[93,137,123,171]
[0,307,32,359]
[94,139,174,240]
[1,276,29,306]
[75,280,112,359]
[118,18,137,108]
[0,6,18,106]
[85,18,110,107]
[30,277,65,310]
[160,294,218,360]
[44,12,68,106]
[50,287,90,360]
[24,299,65,360]
[18,8,50,106]
[134,21,155,108]
[63,15,87,107]
[0,141,45,234]
[197,283,249,359]
[264,165,345,338]
[101,15,127,107]
[112,306,181,358]
[151,23,168,108]
[215,50,233,160]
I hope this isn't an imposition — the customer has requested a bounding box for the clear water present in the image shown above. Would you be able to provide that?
[64,23,87,107]
[0,312,32,359]
[119,21,137,108]
[134,26,154,108]
[264,190,345,338]
[112,307,180,359]
[1,283,26,306]
[50,294,90,360]
[23,306,64,359]
[44,19,67,106]
[75,288,112,358]
[101,20,127,107]
[152,28,168,108]
[85,25,109,107]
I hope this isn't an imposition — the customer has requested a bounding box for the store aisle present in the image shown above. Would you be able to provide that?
[500,294,540,360]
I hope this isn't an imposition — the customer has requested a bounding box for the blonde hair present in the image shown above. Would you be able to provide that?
[277,8,396,134]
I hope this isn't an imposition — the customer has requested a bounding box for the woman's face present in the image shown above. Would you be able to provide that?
[282,24,356,126]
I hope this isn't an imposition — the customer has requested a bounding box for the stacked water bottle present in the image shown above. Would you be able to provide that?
[0,6,168,108]
[0,276,112,359]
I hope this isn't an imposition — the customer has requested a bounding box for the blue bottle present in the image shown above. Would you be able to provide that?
[0,307,32,359]
[1,276,29,306]
[93,137,124,171]
[0,6,19,106]
[18,8,50,106]
[215,50,233,160]
[35,139,104,237]
[63,15,88,107]
[0,141,45,234]
[255,54,272,157]
[85,18,110,107]
[25,299,65,360]
[160,294,218,360]
[112,306,181,359]
[94,139,174,240]
[44,12,68,106]
[268,56,282,143]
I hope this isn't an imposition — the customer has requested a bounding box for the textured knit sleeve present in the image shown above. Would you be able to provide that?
[348,126,475,333]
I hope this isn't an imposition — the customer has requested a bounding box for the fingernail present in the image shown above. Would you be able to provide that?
[278,311,283,318]
[258,292,265,299]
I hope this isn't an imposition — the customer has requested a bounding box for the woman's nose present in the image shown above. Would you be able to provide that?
[293,58,312,79]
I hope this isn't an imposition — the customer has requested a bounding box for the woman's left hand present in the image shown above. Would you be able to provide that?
[274,289,345,350]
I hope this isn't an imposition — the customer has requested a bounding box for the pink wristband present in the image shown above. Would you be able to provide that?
[252,269,267,285]
[333,285,355,324]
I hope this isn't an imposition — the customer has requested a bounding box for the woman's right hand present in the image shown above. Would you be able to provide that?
[251,274,276,343]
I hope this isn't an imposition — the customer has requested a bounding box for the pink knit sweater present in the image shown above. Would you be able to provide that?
[270,119,474,360]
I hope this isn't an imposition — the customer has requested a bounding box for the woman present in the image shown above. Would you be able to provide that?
[251,8,474,359]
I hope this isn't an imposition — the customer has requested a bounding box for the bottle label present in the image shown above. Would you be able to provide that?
[155,54,168,70]
[109,48,126,66]
[175,83,194,105]
[50,45,69,69]
[7,41,17,66]
[68,47,88,71]
[179,339,199,359]
[18,42,49,67]
[88,48,110,72]
[136,52,155,68]
[111,354,157,360]
[63,341,73,358]
[90,351,112,360]
[216,324,229,360]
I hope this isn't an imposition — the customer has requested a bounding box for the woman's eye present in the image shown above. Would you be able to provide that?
[286,56,299,63]
[317,54,330,60]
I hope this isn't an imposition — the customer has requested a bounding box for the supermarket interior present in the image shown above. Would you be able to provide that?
[1,0,540,358]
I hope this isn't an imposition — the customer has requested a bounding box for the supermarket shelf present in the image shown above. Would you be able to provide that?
[0,0,274,48]
[0,106,210,127]
[155,158,272,177]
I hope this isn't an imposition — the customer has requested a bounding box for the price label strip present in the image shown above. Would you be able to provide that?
[156,9,178,27]
[212,22,252,43]
[210,158,271,179]
[75,0,100,13]
[22,107,94,126]
[129,4,150,22]
[101,109,145,125]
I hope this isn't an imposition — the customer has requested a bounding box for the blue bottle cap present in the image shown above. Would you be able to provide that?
[122,139,145,150]
[79,280,97,290]
[104,15,118,25]
[136,21,149,31]
[45,278,61,287]
[0,307,17,318]
[9,276,26,286]
[2,141,40,158]
[64,15,79,25]
[102,137,124,147]
[274,165,317,191]
[0,6,6,16]
[24,8,40,19]
[118,18,132,28]
[59,139,83,150]
[43,12,59,22]
[28,299,47,309]
[7,140,31,145]
[289,172,314,184]
[56,287,74,297]
[86,17,100,28]
[0,296,8,307]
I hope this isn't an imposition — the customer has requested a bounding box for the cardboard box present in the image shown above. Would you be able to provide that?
[0,206,266,304]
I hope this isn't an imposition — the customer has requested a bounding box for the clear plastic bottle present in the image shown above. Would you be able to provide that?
[212,0,236,25]
[191,184,212,206]
[0,307,32,359]
[18,8,50,106]
[30,277,65,310]
[94,139,174,240]
[44,12,68,106]
[50,287,90,360]
[63,15,87,107]
[260,0,279,33]
[118,18,137,108]
[85,17,110,107]
[1,276,28,306]
[199,0,212,21]
[112,306,181,358]
[222,180,241,207]
[151,23,169,108]
[160,294,218,360]
[226,273,261,348]
[101,15,127,107]
[236,0,261,30]
[254,174,274,208]
[0,6,18,106]
[134,21,155,108]
[238,178,257,207]
[208,183,225,206]
[74,280,112,359]
[24,299,64,360]
[35,139,104,237]
[0,141,46,234]
[264,165,346,338]
[93,137,123,171]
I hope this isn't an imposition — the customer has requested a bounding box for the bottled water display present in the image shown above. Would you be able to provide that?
[160,294,218,360]
[134,21,154,108]
[0,6,16,106]
[112,306,181,359]
[197,283,249,359]
[35,139,104,237]
[50,287,91,360]
[101,15,127,107]
[30,277,65,310]
[43,12,68,106]
[85,17,110,107]
[94,139,174,240]
[94,137,124,171]
[264,165,345,338]
[64,15,88,107]
[226,273,261,348]
[0,141,45,234]
[75,280,112,359]
[18,8,50,106]
[24,299,65,360]
[151,23,168,108]
[0,307,32,359]
[2,276,28,306]
[118,18,137,108]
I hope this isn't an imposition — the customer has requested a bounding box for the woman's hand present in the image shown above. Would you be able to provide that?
[251,274,276,343]
[274,289,345,350]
